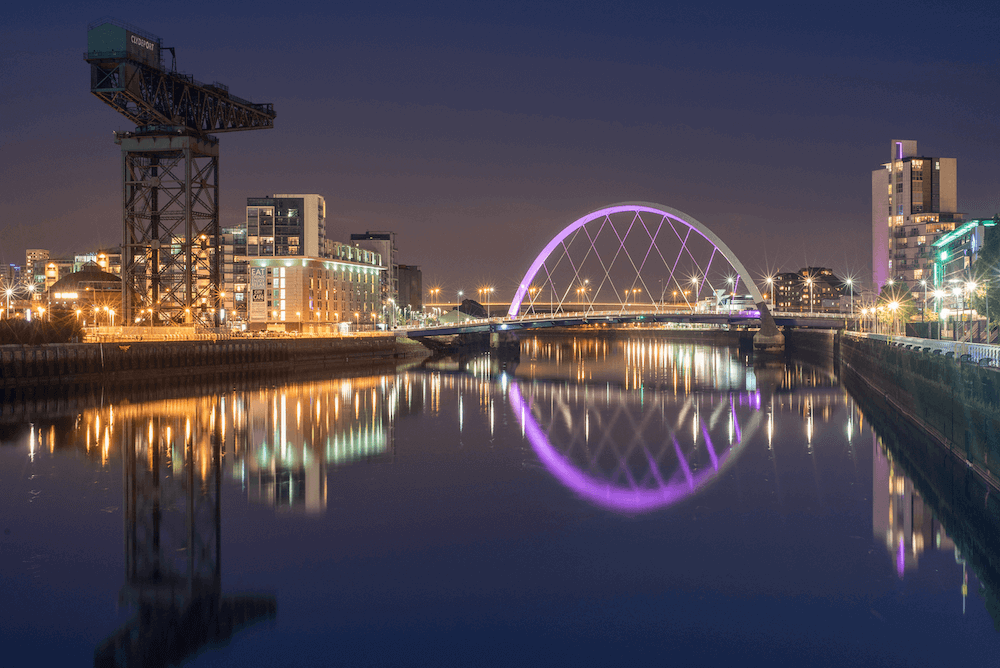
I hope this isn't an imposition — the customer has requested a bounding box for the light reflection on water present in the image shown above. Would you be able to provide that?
[0,334,997,665]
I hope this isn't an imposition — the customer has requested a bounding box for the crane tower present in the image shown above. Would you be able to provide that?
[85,18,275,326]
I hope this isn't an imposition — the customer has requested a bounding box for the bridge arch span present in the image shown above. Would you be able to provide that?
[507,202,783,348]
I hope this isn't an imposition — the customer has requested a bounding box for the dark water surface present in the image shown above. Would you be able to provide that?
[2,333,998,666]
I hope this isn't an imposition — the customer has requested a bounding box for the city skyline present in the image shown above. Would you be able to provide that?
[3,1,1000,294]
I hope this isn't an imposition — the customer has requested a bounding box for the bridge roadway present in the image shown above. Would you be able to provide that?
[403,309,854,338]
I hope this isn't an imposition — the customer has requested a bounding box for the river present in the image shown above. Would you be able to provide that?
[1,332,997,666]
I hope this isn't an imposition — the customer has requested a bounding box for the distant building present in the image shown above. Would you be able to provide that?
[397,264,422,317]
[872,140,962,306]
[44,258,76,291]
[772,268,844,312]
[1,264,22,289]
[25,249,49,289]
[74,249,121,275]
[350,231,397,307]
[47,264,122,324]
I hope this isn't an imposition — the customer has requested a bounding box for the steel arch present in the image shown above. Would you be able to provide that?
[507,202,767,318]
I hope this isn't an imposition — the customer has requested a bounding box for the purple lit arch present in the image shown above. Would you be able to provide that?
[507,202,768,318]
[509,382,760,513]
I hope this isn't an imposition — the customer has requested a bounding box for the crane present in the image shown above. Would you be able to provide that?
[86,18,276,326]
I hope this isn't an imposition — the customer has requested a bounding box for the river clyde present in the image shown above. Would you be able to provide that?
[1,332,998,666]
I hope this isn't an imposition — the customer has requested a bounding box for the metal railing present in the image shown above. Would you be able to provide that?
[845,331,1000,367]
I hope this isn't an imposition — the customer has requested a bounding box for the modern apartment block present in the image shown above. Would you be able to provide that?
[246,194,327,258]
[872,140,962,298]
[245,243,382,333]
[350,231,397,306]
[772,268,845,312]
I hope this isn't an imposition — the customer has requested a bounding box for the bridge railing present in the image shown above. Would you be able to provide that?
[846,331,1000,366]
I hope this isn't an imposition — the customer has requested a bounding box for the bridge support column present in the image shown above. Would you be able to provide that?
[753,301,785,352]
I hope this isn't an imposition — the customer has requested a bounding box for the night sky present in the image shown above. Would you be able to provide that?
[3,1,1000,295]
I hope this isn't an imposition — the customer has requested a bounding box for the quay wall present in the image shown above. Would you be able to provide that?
[0,336,429,389]
[839,333,1000,489]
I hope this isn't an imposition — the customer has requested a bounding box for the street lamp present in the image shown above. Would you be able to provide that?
[888,301,899,336]
[765,276,774,309]
[845,278,854,323]
[805,276,814,315]
[354,312,359,330]
[933,290,946,339]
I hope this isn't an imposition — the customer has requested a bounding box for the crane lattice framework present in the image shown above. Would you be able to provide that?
[86,18,275,326]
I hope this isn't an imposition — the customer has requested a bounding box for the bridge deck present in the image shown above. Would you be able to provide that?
[404,309,853,338]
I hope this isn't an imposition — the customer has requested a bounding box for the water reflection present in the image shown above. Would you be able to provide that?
[3,333,1000,664]
[95,397,276,667]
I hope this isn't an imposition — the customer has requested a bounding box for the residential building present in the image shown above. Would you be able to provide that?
[221,225,248,323]
[350,231,397,307]
[25,249,49,290]
[74,249,122,275]
[245,243,382,333]
[1,264,22,289]
[772,268,844,312]
[44,258,76,290]
[246,194,326,258]
[872,140,962,305]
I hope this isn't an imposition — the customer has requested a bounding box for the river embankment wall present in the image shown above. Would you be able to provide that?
[0,336,429,390]
[839,333,1000,490]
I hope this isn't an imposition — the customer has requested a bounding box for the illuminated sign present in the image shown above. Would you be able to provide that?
[249,267,267,321]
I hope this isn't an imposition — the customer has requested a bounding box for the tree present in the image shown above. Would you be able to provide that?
[970,222,1000,325]
[878,281,916,327]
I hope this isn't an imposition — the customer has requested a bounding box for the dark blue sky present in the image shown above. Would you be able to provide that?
[2,0,999,293]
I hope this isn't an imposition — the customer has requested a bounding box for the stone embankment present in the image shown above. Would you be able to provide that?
[0,335,429,389]
[839,332,1000,489]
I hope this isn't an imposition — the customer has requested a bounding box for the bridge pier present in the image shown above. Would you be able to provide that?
[753,301,785,352]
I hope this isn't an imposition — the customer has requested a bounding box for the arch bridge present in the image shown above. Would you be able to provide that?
[411,203,796,348]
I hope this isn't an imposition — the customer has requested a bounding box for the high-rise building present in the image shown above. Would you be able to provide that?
[872,140,961,300]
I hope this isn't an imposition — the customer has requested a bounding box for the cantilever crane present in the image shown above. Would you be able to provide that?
[86,18,276,326]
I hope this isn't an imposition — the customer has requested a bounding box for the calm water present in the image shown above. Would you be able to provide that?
[1,333,998,667]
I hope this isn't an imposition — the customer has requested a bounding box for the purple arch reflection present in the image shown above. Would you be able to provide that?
[507,202,766,318]
[509,382,752,513]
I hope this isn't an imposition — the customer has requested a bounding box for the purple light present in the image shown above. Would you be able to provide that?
[506,203,767,318]
[509,383,741,513]
[896,141,903,160]
[897,536,905,578]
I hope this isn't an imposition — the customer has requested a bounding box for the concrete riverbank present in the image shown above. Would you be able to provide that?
[839,332,1000,490]
[0,335,430,389]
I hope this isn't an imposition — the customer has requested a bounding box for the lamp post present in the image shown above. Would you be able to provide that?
[4,288,11,317]
[805,276,814,315]
[933,290,945,339]
[457,290,463,320]
[967,281,979,342]
[765,276,774,309]
[845,278,853,325]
